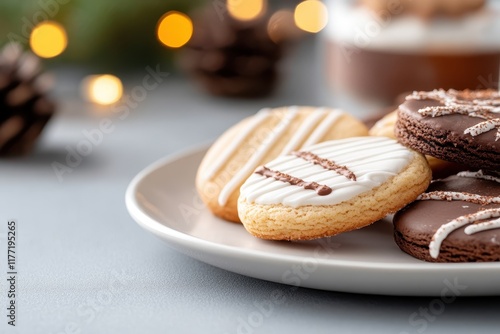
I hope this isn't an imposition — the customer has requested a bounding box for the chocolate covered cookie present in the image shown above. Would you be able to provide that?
[238,137,431,240]
[196,106,368,223]
[394,171,500,262]
[395,89,500,171]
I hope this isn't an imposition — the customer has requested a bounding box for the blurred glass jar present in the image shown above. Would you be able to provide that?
[324,0,500,103]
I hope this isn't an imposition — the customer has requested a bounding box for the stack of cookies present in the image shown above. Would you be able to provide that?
[368,88,499,262]
[196,89,500,263]
[388,89,500,262]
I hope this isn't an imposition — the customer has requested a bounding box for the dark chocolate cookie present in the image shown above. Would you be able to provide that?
[395,89,500,171]
[393,171,500,262]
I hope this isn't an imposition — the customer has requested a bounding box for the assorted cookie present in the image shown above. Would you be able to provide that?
[195,88,500,262]
[395,89,499,171]
[238,137,431,240]
[394,171,500,262]
[196,106,368,223]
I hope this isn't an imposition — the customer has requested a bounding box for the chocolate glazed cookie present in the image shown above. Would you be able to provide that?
[395,89,500,171]
[394,171,500,263]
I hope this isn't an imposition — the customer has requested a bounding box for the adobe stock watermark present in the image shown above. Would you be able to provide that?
[399,277,467,334]
[173,187,206,226]
[48,269,135,334]
[229,238,341,334]
[51,65,169,182]
[476,73,499,90]
[339,0,410,64]
[212,0,246,21]
[7,0,71,45]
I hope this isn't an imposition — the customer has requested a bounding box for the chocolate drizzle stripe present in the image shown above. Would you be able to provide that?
[292,151,357,181]
[255,166,332,196]
[417,191,500,205]
[457,170,500,184]
[429,208,500,259]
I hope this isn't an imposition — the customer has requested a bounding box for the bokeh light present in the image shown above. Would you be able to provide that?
[29,21,68,58]
[267,9,300,44]
[82,75,123,106]
[157,11,193,48]
[228,0,266,21]
[294,0,328,33]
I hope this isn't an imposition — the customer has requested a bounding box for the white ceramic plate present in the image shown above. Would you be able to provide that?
[126,145,500,296]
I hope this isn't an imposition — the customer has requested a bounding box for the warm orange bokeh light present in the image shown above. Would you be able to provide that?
[29,21,67,58]
[294,0,328,33]
[157,11,193,48]
[227,0,266,21]
[82,75,123,106]
[267,9,298,43]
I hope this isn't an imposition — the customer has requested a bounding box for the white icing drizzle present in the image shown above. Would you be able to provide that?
[465,217,500,235]
[201,108,271,181]
[205,107,351,206]
[457,170,500,184]
[301,110,343,148]
[430,209,500,259]
[418,105,498,118]
[422,171,500,258]
[280,108,326,155]
[218,108,299,206]
[417,191,500,205]
[465,119,500,141]
[406,89,500,141]
[239,137,414,207]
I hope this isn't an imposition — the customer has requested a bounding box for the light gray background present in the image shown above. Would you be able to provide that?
[1,37,498,334]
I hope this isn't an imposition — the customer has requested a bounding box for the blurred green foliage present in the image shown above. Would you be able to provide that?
[0,0,202,72]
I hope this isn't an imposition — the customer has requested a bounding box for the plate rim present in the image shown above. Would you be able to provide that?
[125,143,500,274]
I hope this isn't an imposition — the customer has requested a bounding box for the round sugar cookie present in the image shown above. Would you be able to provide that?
[395,89,500,171]
[196,106,369,223]
[370,109,469,178]
[238,136,432,240]
[393,171,500,262]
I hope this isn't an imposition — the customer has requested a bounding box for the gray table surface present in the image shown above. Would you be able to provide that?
[1,38,498,334]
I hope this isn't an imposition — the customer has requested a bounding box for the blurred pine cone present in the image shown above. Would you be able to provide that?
[180,6,285,98]
[0,43,55,156]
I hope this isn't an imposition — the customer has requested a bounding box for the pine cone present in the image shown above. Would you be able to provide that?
[180,7,285,98]
[0,43,55,156]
